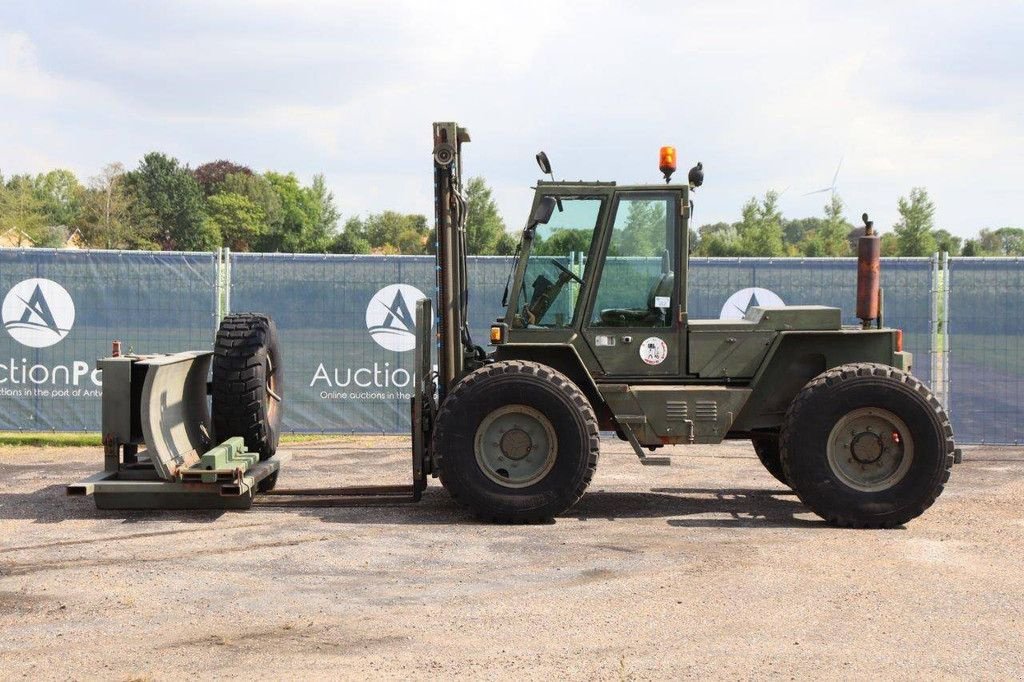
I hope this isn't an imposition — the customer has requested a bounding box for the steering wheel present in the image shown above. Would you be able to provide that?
[551,260,583,284]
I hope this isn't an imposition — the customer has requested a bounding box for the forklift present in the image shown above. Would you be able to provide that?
[70,122,956,528]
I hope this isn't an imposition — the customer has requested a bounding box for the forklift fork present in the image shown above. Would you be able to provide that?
[253,299,435,508]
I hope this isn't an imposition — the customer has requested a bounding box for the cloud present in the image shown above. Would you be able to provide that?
[0,1,1021,235]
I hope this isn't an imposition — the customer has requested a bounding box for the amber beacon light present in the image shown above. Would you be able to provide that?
[659,146,677,183]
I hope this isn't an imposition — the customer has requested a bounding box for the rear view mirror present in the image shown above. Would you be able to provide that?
[536,151,552,176]
[528,196,557,233]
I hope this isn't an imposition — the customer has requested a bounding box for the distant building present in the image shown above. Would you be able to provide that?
[64,228,87,249]
[0,229,36,248]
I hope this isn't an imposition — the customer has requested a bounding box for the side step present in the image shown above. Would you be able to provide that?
[617,416,670,466]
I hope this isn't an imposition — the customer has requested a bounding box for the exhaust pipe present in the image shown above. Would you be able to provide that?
[857,213,880,328]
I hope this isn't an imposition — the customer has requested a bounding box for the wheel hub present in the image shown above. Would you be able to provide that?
[850,431,884,463]
[474,405,558,489]
[827,407,914,493]
[499,428,533,460]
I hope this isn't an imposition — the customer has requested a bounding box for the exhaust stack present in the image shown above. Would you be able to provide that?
[856,213,880,328]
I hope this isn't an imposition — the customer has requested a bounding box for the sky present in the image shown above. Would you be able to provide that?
[0,1,1021,238]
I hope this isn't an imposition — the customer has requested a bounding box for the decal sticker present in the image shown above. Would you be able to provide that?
[639,337,669,366]
[719,287,784,320]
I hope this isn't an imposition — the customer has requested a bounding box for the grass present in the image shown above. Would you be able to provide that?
[0,432,360,448]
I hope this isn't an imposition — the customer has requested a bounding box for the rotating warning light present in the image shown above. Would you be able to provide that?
[659,146,677,183]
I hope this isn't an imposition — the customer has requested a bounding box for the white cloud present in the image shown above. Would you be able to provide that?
[0,1,1021,235]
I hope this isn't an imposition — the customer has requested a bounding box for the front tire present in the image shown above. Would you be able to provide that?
[433,361,599,522]
[780,363,954,528]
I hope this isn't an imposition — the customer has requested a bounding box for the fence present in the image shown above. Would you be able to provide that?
[0,247,1012,444]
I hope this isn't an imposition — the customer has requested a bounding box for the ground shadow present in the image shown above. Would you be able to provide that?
[0,484,228,525]
[566,487,822,528]
[3,483,821,529]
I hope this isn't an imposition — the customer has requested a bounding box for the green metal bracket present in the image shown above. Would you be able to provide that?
[181,437,259,483]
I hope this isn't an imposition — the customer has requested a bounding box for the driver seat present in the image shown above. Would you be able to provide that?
[598,271,674,327]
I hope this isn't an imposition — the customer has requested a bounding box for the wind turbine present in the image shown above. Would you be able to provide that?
[803,157,843,198]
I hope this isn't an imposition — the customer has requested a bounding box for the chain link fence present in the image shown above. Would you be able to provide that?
[0,247,1007,443]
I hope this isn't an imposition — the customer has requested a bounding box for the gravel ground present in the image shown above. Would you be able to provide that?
[0,437,1022,680]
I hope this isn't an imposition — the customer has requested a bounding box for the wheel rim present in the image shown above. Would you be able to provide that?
[474,404,558,489]
[827,407,914,492]
[266,356,281,422]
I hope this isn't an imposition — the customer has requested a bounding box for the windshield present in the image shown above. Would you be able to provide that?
[512,196,604,328]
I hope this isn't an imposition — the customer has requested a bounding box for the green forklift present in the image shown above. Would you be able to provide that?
[71,121,955,528]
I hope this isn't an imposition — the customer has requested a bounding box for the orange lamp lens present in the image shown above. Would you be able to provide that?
[895,329,903,352]
[490,326,503,344]
[659,146,677,173]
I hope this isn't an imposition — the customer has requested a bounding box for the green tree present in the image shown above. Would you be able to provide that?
[329,216,372,254]
[219,172,284,238]
[77,163,148,248]
[331,211,429,254]
[261,172,338,252]
[695,221,740,256]
[464,176,511,254]
[126,152,214,250]
[801,193,852,256]
[0,174,47,240]
[782,217,824,250]
[737,191,785,256]
[932,229,962,256]
[33,169,83,227]
[533,228,592,256]
[205,192,266,251]
[893,187,937,256]
[617,199,666,257]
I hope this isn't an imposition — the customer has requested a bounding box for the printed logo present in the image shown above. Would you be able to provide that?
[365,284,429,352]
[719,287,784,320]
[639,337,669,366]
[2,278,75,348]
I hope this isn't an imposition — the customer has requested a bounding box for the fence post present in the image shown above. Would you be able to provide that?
[941,251,950,420]
[929,252,939,396]
[223,247,232,318]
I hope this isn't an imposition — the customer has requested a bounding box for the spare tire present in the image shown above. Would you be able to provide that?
[212,313,283,460]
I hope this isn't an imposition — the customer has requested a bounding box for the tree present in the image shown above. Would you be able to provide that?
[695,221,740,256]
[533,229,592,256]
[783,217,825,250]
[33,169,83,227]
[0,174,47,240]
[329,217,372,254]
[932,229,962,256]
[737,191,785,256]
[330,211,429,254]
[464,176,511,254]
[801,193,852,256]
[126,152,214,250]
[261,172,338,252]
[193,160,253,196]
[308,174,340,247]
[893,187,937,256]
[618,199,667,257]
[76,163,159,249]
[205,192,266,251]
[219,172,284,237]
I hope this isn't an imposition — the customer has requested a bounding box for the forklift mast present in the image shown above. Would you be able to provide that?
[431,122,474,398]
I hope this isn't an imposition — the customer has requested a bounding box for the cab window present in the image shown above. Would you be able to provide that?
[514,197,603,328]
[590,194,676,327]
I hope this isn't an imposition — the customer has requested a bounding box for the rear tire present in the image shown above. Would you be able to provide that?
[433,361,599,522]
[752,435,788,486]
[212,313,283,461]
[780,363,954,528]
